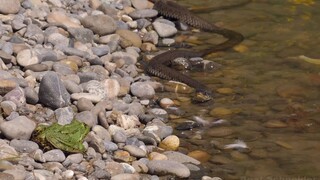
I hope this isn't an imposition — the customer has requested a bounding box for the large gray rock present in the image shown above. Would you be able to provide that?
[147,160,190,178]
[0,116,36,140]
[38,71,70,109]
[81,15,117,36]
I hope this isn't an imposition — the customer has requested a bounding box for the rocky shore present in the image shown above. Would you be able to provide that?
[0,0,220,179]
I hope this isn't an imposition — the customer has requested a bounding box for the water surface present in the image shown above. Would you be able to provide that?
[162,0,320,179]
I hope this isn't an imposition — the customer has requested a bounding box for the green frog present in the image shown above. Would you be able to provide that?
[31,120,90,153]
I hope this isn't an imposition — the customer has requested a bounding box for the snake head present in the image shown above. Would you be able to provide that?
[193,89,213,103]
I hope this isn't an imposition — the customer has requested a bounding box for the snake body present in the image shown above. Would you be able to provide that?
[146,0,245,102]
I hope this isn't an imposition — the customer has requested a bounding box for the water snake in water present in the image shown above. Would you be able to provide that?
[145,0,246,102]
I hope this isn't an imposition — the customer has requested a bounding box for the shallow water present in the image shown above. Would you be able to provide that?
[162,0,320,179]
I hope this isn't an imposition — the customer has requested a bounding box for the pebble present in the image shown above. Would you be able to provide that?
[0,101,17,116]
[9,139,39,153]
[159,98,174,109]
[0,79,17,95]
[129,9,158,19]
[0,116,36,140]
[116,29,142,48]
[47,11,81,28]
[130,82,155,99]
[43,149,66,162]
[38,71,71,109]
[123,145,147,158]
[147,160,190,178]
[3,87,26,107]
[209,107,233,116]
[0,0,21,14]
[0,140,19,160]
[188,150,211,163]
[159,135,180,151]
[153,21,177,38]
[81,15,117,36]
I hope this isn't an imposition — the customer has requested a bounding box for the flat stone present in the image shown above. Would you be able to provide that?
[129,9,158,19]
[0,116,36,140]
[43,149,66,162]
[0,0,21,14]
[147,160,190,178]
[47,11,81,28]
[123,145,147,158]
[0,140,19,160]
[81,14,117,36]
[163,151,200,165]
[9,139,39,153]
[38,71,70,109]
[71,93,103,103]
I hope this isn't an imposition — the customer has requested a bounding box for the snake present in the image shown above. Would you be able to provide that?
[145,0,247,102]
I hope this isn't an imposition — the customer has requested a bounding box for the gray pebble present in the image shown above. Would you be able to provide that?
[123,145,146,158]
[38,71,70,109]
[10,139,39,153]
[129,9,158,19]
[130,82,155,99]
[77,97,94,111]
[3,87,26,107]
[43,149,66,162]
[0,116,36,140]
[147,160,190,178]
[104,140,118,152]
[81,15,117,36]
[113,130,127,143]
[54,106,74,125]
[74,110,97,127]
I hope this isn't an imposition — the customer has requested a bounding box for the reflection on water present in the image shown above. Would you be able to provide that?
[165,0,320,178]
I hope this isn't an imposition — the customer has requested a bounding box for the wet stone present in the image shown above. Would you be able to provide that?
[164,151,200,165]
[147,160,190,178]
[207,127,234,137]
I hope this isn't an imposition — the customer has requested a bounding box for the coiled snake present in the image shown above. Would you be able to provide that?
[146,0,246,102]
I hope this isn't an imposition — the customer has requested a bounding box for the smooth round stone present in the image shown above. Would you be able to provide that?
[130,82,155,99]
[113,150,133,162]
[63,80,81,94]
[147,160,190,178]
[230,151,248,161]
[81,15,117,36]
[112,51,138,65]
[17,49,40,67]
[43,149,66,162]
[116,29,142,48]
[62,170,74,179]
[149,152,168,161]
[3,87,26,107]
[153,21,177,38]
[210,155,233,164]
[209,107,232,116]
[164,151,200,165]
[9,139,39,153]
[102,79,120,99]
[47,11,81,28]
[263,120,288,128]
[0,79,17,95]
[104,140,118,152]
[216,88,234,94]
[0,0,21,14]
[0,116,36,140]
[92,125,111,141]
[188,150,210,163]
[77,98,94,112]
[0,101,17,116]
[111,173,140,180]
[164,81,194,94]
[149,108,168,119]
[207,127,234,137]
[131,0,149,9]
[159,135,179,151]
[129,9,158,19]
[113,130,127,143]
[64,153,83,164]
[123,145,147,158]
[160,98,174,109]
